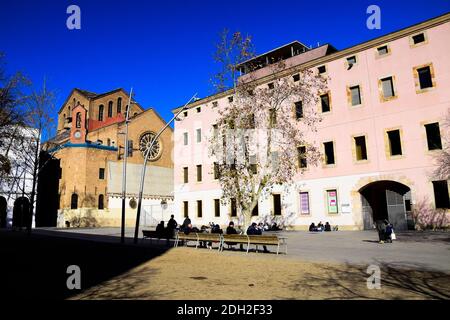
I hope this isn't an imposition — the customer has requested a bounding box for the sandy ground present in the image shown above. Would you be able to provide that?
[74,247,450,300]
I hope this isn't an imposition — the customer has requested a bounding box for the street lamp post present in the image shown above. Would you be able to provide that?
[120,87,133,244]
[133,93,198,244]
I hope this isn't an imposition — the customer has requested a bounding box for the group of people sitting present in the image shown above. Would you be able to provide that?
[309,221,336,232]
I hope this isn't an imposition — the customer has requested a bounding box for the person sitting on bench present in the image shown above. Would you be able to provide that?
[309,222,317,232]
[226,221,243,250]
[324,222,332,232]
[247,223,269,253]
[156,221,165,237]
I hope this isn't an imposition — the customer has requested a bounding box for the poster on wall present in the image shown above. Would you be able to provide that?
[327,190,338,214]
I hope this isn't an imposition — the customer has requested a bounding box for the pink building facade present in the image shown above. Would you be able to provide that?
[173,14,450,230]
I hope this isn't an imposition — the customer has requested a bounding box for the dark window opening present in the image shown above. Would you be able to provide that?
[381,77,395,98]
[197,107,201,113]
[347,56,357,68]
[425,123,442,150]
[318,65,326,74]
[268,82,274,90]
[432,181,450,209]
[98,194,104,210]
[251,203,259,216]
[412,33,425,45]
[387,130,402,156]
[214,199,220,217]
[295,101,303,119]
[418,66,433,89]
[98,105,104,121]
[298,146,307,168]
[197,200,203,218]
[117,97,122,113]
[71,194,78,210]
[293,74,300,82]
[196,165,202,182]
[99,168,105,180]
[213,162,220,179]
[183,167,188,183]
[183,201,188,218]
[324,141,335,165]
[108,101,113,117]
[76,112,82,128]
[377,45,389,55]
[354,136,368,161]
[350,85,361,105]
[273,194,281,215]
[228,96,234,103]
[231,198,237,217]
[321,93,330,113]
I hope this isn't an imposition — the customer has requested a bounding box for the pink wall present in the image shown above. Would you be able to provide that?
[174,21,450,201]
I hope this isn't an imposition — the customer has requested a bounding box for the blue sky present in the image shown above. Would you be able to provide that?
[1,0,449,135]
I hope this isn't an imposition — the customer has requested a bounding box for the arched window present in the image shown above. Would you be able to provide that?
[98,105,104,121]
[98,194,104,210]
[68,106,71,114]
[76,112,82,128]
[73,98,76,106]
[117,97,122,114]
[71,194,78,209]
[108,101,113,117]
[63,113,66,120]
[125,105,129,116]
[133,112,138,117]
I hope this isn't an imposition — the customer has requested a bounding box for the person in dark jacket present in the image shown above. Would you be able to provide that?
[324,222,332,232]
[181,216,191,231]
[384,220,393,243]
[309,223,316,232]
[375,220,387,243]
[226,221,243,250]
[156,221,165,237]
[247,223,269,253]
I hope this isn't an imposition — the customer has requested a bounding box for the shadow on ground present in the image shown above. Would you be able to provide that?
[0,230,169,299]
[290,261,450,300]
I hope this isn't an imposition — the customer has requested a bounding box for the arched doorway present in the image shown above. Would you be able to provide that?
[0,196,7,228]
[13,197,31,229]
[359,181,411,231]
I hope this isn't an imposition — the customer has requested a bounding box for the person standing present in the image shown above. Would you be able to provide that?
[375,219,387,244]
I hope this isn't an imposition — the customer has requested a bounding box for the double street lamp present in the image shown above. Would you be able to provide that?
[133,93,198,244]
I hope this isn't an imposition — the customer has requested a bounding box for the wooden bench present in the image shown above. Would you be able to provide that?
[174,232,199,248]
[222,234,287,255]
[142,230,161,243]
[197,233,223,251]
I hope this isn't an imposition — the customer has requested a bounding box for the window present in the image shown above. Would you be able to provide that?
[230,198,237,217]
[108,101,113,117]
[98,194,104,210]
[183,167,188,183]
[196,107,201,113]
[213,162,220,179]
[107,138,111,146]
[273,194,281,215]
[417,66,433,89]
[432,181,450,209]
[214,199,220,217]
[377,45,389,56]
[323,141,335,165]
[354,136,368,161]
[269,108,277,126]
[350,85,362,106]
[117,97,122,113]
[298,146,307,168]
[196,165,202,182]
[197,200,203,218]
[268,82,274,90]
[183,111,188,117]
[387,130,402,156]
[347,56,357,68]
[295,101,303,119]
[71,194,78,210]
[76,112,81,128]
[183,201,189,218]
[320,93,330,113]
[99,168,105,180]
[196,128,202,143]
[133,112,138,117]
[425,123,442,150]
[381,77,395,98]
[412,33,425,45]
[127,140,133,157]
[318,65,326,74]
[299,192,310,215]
[249,155,257,175]
[183,132,188,145]
[228,96,234,103]
[212,101,218,108]
[251,203,259,216]
[98,105,104,121]
[326,189,338,214]
[293,74,300,82]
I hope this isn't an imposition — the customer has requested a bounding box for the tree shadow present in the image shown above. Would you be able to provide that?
[289,261,450,300]
[0,230,170,299]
